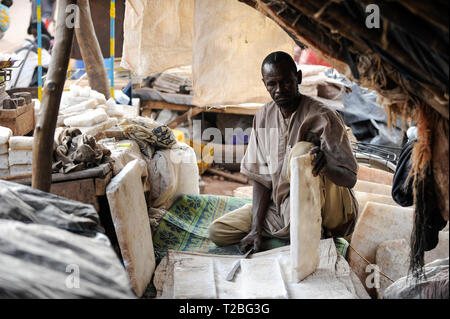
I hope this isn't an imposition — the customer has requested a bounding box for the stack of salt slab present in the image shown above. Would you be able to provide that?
[51,85,138,137]
[0,126,12,178]
[8,136,34,176]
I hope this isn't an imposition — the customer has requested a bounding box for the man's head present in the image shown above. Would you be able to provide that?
[261,51,302,109]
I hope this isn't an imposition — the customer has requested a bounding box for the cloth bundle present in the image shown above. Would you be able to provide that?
[119,117,177,153]
[52,128,113,174]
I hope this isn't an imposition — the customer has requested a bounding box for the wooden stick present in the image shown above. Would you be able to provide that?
[32,0,77,192]
[167,106,203,129]
[207,167,249,184]
[75,0,111,99]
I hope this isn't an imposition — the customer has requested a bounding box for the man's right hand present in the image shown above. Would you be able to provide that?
[240,230,262,253]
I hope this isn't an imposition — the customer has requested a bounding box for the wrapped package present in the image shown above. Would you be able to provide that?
[64,108,109,128]
[9,136,33,150]
[148,142,199,210]
[9,150,33,165]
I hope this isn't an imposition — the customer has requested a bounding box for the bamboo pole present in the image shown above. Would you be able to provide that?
[32,0,77,192]
[75,0,111,100]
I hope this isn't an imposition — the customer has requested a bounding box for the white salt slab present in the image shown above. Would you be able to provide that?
[0,154,8,169]
[0,144,7,155]
[173,258,217,299]
[0,168,9,178]
[9,150,33,165]
[348,202,413,295]
[60,98,101,115]
[106,159,155,297]
[64,108,109,127]
[290,154,322,282]
[240,258,288,299]
[9,136,33,150]
[9,164,33,176]
[0,126,12,144]
[78,118,118,137]
[354,180,392,196]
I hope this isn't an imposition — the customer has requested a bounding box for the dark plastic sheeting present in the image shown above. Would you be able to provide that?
[0,180,135,299]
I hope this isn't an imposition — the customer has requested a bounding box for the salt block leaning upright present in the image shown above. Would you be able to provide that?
[290,152,322,282]
[106,159,156,297]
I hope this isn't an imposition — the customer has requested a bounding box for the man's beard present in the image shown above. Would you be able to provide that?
[276,94,300,109]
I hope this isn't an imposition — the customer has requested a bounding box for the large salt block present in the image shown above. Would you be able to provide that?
[9,136,33,150]
[0,126,12,145]
[241,258,288,298]
[64,108,109,127]
[354,180,392,196]
[0,144,7,155]
[375,239,410,298]
[0,154,9,169]
[355,191,398,211]
[290,154,322,282]
[357,165,393,186]
[9,164,33,176]
[348,202,413,295]
[173,258,217,299]
[8,150,33,165]
[106,159,155,297]
[60,98,102,115]
[0,168,9,178]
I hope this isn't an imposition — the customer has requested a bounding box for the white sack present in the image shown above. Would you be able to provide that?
[192,0,295,106]
[121,0,194,75]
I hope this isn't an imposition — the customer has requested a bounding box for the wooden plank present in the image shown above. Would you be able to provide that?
[0,103,35,136]
[50,178,100,212]
[141,100,259,116]
[168,106,203,129]
[95,171,113,196]
[5,163,112,185]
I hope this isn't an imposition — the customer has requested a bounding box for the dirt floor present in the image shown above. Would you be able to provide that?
[199,169,251,197]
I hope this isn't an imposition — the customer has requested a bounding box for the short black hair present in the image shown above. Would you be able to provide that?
[261,51,297,75]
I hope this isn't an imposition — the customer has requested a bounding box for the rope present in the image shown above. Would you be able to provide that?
[348,243,395,283]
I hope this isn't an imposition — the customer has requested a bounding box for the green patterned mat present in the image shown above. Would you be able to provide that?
[152,194,348,263]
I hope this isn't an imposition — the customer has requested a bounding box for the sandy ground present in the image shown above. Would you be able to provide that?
[200,172,251,197]
[0,0,33,53]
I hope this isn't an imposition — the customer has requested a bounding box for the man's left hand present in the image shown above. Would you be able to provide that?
[310,146,326,177]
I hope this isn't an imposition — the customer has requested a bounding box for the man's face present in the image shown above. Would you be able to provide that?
[262,62,301,109]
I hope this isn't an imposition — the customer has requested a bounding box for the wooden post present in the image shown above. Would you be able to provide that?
[75,0,111,100]
[32,0,77,192]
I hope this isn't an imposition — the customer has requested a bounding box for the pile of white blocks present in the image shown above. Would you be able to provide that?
[0,126,34,178]
[54,85,138,137]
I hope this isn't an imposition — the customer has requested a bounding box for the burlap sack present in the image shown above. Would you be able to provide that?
[121,0,194,76]
[191,0,295,106]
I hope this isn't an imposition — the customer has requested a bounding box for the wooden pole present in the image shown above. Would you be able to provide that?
[75,0,111,100]
[32,0,77,192]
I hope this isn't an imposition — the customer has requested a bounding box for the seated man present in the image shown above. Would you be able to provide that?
[209,51,359,252]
